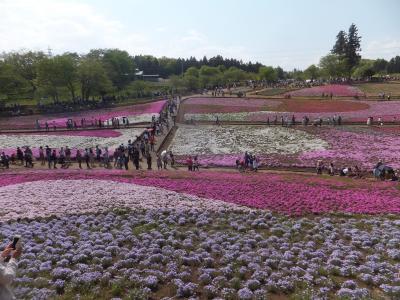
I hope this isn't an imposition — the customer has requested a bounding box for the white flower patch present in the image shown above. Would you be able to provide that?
[184,111,283,122]
[0,128,144,150]
[169,125,328,155]
[0,179,251,221]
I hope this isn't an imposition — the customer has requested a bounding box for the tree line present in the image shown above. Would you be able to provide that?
[0,50,270,103]
[0,25,399,103]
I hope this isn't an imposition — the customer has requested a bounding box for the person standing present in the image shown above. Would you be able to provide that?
[146,153,152,170]
[133,147,140,170]
[103,147,110,168]
[51,149,57,169]
[252,156,259,172]
[84,149,90,169]
[193,156,199,171]
[0,241,22,300]
[89,148,95,168]
[157,155,162,170]
[39,146,45,166]
[45,146,52,169]
[169,151,175,168]
[65,147,71,166]
[162,152,168,169]
[150,135,155,152]
[76,150,82,169]
[187,156,193,171]
[124,149,129,170]
[16,147,23,165]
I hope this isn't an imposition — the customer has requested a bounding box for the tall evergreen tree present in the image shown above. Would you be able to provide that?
[345,23,362,70]
[331,30,347,56]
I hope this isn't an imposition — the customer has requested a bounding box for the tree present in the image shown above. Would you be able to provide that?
[129,80,150,98]
[387,56,400,73]
[78,57,112,101]
[199,65,222,87]
[345,23,362,71]
[37,57,65,103]
[331,24,362,77]
[352,59,375,78]
[56,54,79,100]
[100,49,135,91]
[0,62,28,99]
[275,66,285,80]
[258,66,277,82]
[331,30,347,56]
[2,51,45,97]
[319,54,347,78]
[168,75,185,92]
[223,67,247,84]
[184,67,199,78]
[304,64,320,80]
[373,59,388,74]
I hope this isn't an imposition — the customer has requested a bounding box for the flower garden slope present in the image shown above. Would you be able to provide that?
[285,84,364,97]
[0,127,144,157]
[0,179,250,222]
[0,170,399,215]
[0,100,166,129]
[169,125,328,156]
[2,210,400,299]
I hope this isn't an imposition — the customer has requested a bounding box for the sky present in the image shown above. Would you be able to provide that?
[0,0,399,70]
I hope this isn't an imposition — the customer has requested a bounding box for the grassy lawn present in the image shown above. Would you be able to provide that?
[354,82,400,96]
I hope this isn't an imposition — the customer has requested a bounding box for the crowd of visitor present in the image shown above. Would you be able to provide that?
[1,99,179,171]
[235,152,259,172]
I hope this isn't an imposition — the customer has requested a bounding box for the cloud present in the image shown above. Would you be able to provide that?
[0,0,252,63]
[0,0,149,54]
[362,39,400,60]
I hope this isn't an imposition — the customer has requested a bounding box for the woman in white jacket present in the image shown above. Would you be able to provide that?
[0,243,22,300]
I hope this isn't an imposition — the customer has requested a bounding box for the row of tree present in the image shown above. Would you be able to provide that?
[0,49,137,102]
[0,49,269,102]
[0,26,399,103]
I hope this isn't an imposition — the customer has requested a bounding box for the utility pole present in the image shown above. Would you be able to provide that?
[47,46,53,57]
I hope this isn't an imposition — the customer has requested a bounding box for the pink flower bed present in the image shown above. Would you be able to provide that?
[175,126,400,170]
[39,100,166,127]
[248,100,400,122]
[0,169,399,215]
[298,127,400,169]
[9,129,122,138]
[0,100,166,129]
[183,97,280,114]
[286,84,365,97]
